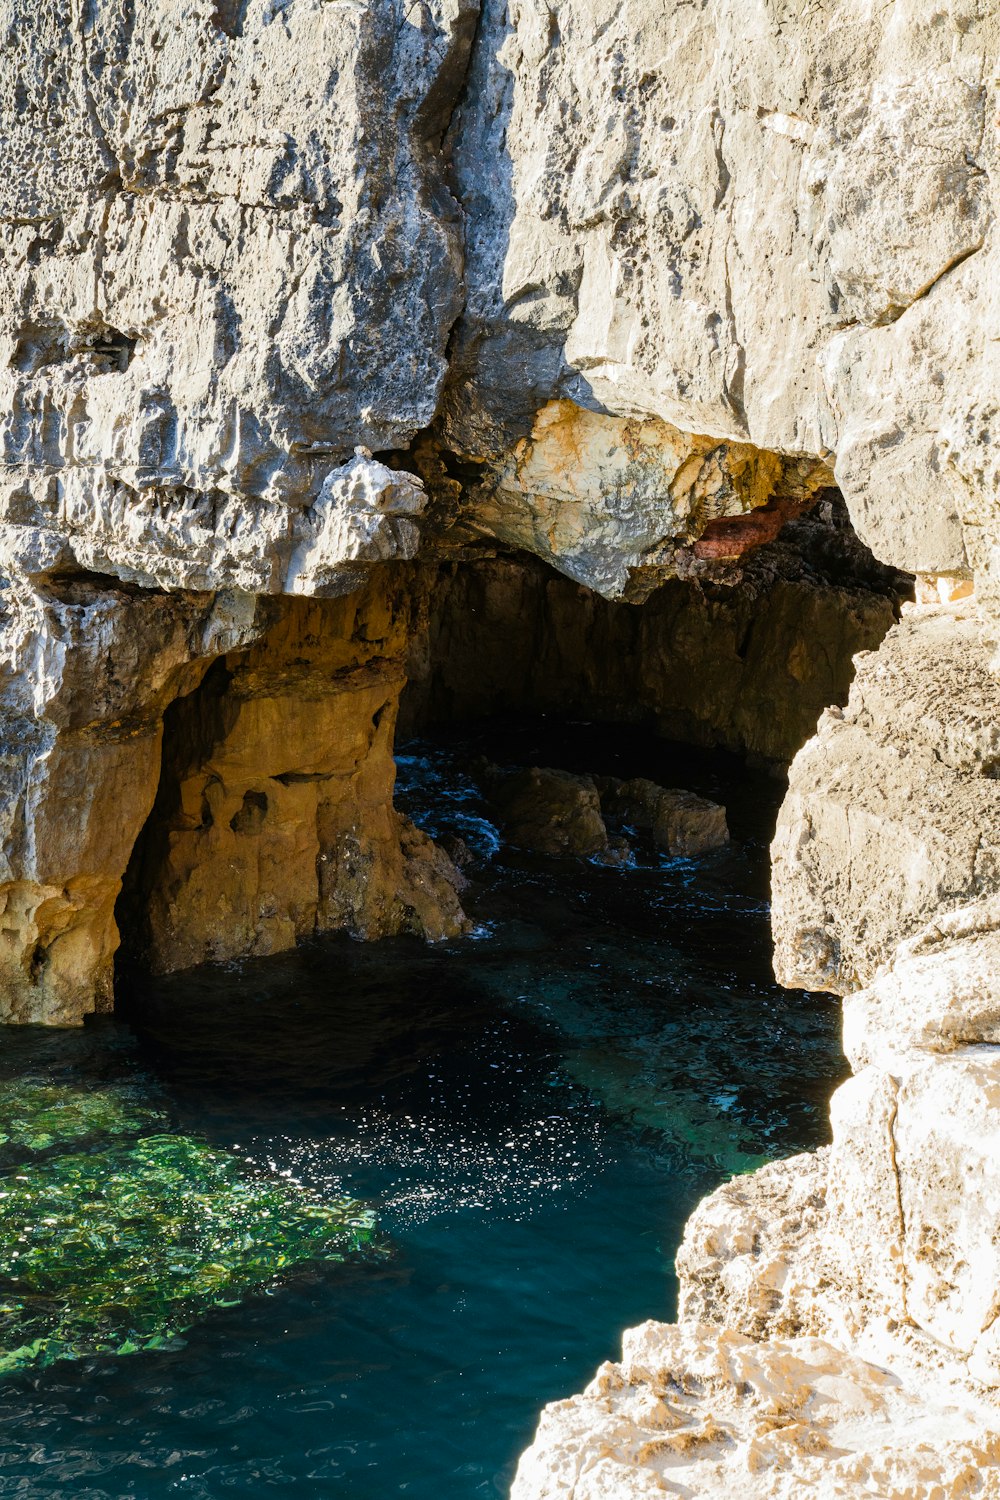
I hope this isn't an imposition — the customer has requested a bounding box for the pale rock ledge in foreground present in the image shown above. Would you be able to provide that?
[510,1321,1000,1500]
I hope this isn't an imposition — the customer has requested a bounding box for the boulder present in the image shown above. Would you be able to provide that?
[601,778,729,857]
[490,768,610,858]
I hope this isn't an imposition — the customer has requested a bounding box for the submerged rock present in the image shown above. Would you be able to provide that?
[0,1079,165,1159]
[600,778,729,857]
[0,1080,375,1375]
[489,768,611,859]
[487,766,728,862]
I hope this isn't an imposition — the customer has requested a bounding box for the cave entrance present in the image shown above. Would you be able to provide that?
[31,483,910,1494]
[112,585,468,1007]
[113,488,909,1009]
[400,490,911,767]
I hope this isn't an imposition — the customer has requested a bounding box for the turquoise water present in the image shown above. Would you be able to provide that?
[0,723,844,1498]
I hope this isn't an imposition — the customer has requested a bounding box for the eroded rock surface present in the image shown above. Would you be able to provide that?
[3,4,1000,1482]
[772,604,1000,994]
[444,0,997,598]
[2,451,430,598]
[450,399,831,598]
[0,0,470,517]
[0,579,262,1023]
[122,582,467,975]
[489,767,610,860]
[510,1321,1000,1500]
[0,571,467,1024]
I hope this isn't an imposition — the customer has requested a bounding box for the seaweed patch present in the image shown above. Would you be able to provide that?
[0,1092,376,1375]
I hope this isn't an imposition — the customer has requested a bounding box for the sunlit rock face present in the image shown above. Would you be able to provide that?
[450,400,834,598]
[674,894,1000,1402]
[0,451,430,597]
[510,1320,1000,1500]
[443,0,995,597]
[0,0,470,520]
[772,605,1000,995]
[760,608,1000,1395]
[120,582,468,977]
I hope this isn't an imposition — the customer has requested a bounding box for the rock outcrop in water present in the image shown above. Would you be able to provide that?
[484,765,728,861]
[4,0,1000,1488]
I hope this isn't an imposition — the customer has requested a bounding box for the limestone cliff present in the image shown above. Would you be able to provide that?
[3,1,1000,1490]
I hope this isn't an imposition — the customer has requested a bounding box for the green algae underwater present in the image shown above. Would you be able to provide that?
[0,1079,376,1376]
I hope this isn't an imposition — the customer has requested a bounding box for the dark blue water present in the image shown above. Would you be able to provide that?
[0,723,844,1498]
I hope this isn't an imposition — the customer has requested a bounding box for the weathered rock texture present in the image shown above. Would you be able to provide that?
[444,0,998,601]
[0,578,260,1023]
[447,401,833,597]
[484,766,728,861]
[0,0,471,517]
[772,604,1000,994]
[119,580,467,978]
[511,1321,1000,1500]
[599,779,729,858]
[489,767,611,860]
[0,572,466,1026]
[4,3,1000,1483]
[1,0,978,1034]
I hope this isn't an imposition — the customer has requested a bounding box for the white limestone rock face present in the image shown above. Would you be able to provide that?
[771,604,1000,995]
[675,1151,840,1344]
[511,1321,1000,1500]
[843,899,1000,1070]
[0,451,428,596]
[681,896,1000,1394]
[0,0,473,591]
[443,0,996,591]
[2,0,998,602]
[823,900,1000,1386]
